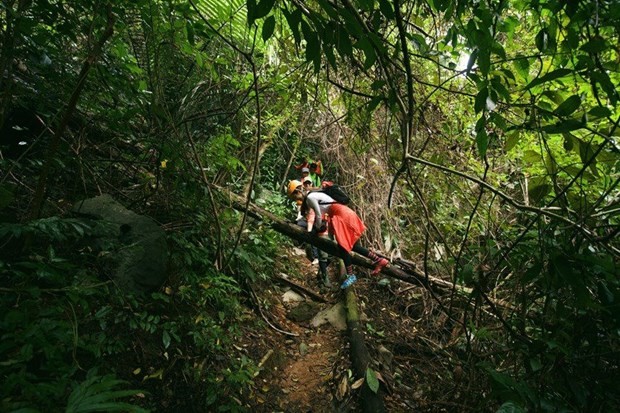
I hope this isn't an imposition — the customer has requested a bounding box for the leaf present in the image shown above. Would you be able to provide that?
[365,368,380,393]
[282,7,301,44]
[474,87,488,114]
[162,330,171,349]
[336,25,352,57]
[541,119,584,134]
[591,70,619,105]
[253,0,276,20]
[261,15,275,41]
[351,377,365,389]
[496,401,526,413]
[580,36,607,54]
[512,56,530,81]
[524,68,572,90]
[478,48,491,76]
[336,375,348,400]
[504,131,521,151]
[355,37,376,69]
[379,0,395,19]
[553,95,581,116]
[535,28,549,52]
[588,106,611,118]
[528,177,551,203]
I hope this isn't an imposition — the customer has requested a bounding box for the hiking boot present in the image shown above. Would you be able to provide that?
[371,258,389,275]
[340,274,357,289]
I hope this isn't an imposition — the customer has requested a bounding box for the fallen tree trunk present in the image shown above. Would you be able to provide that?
[222,188,469,295]
[342,267,386,413]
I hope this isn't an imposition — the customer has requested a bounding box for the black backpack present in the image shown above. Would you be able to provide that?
[319,184,350,205]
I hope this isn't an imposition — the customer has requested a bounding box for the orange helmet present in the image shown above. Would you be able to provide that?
[287,180,302,197]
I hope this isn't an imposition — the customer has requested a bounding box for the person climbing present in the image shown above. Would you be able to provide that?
[294,157,323,175]
[308,162,322,188]
[300,167,311,183]
[302,199,332,289]
[287,181,389,289]
[289,179,320,265]
[302,176,319,192]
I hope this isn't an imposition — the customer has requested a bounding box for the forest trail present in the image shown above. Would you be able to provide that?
[245,246,356,412]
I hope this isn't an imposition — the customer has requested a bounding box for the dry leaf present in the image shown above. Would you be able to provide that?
[351,377,365,389]
[336,376,348,400]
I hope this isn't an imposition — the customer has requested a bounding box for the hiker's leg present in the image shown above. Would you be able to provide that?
[317,234,331,287]
[352,242,388,275]
[338,245,357,289]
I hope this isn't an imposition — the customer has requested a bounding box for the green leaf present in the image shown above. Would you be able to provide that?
[253,0,276,21]
[355,37,376,69]
[282,7,301,44]
[496,401,526,413]
[478,48,491,76]
[524,68,572,90]
[588,106,611,118]
[336,26,352,57]
[474,87,488,114]
[541,119,584,134]
[528,177,551,203]
[580,36,607,54]
[522,150,540,163]
[379,0,395,19]
[371,80,386,90]
[475,117,488,157]
[365,368,380,393]
[504,131,521,151]
[261,15,275,41]
[591,70,619,105]
[512,55,530,80]
[535,28,549,52]
[316,0,339,19]
[553,95,581,116]
[367,96,383,112]
[162,330,171,349]
[562,133,576,152]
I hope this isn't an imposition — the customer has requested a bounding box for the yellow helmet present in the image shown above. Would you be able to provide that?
[287,180,302,197]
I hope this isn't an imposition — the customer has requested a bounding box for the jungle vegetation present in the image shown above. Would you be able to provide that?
[0,0,618,411]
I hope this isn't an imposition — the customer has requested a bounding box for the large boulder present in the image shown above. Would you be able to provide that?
[73,194,168,293]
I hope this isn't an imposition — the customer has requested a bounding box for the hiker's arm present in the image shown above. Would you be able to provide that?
[305,197,323,231]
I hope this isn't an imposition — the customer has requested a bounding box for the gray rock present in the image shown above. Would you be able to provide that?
[73,194,168,293]
[310,302,347,331]
[286,302,318,322]
[282,290,305,303]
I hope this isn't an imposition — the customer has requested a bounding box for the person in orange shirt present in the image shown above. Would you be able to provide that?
[287,180,388,289]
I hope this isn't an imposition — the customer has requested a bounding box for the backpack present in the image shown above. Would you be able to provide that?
[319,183,350,205]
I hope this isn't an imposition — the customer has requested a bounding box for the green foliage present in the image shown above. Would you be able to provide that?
[65,369,148,413]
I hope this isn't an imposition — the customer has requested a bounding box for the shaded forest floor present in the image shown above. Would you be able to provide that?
[237,244,471,412]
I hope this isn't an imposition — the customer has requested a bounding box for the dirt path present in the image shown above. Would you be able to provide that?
[246,246,355,412]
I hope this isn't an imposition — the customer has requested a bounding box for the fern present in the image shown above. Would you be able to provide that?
[195,0,249,40]
[65,370,148,413]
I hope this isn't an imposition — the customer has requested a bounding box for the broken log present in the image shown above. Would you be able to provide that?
[222,188,470,295]
[273,273,328,303]
[341,266,386,412]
